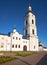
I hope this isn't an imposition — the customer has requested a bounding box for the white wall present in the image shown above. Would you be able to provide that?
[43,48,47,51]
[0,34,11,51]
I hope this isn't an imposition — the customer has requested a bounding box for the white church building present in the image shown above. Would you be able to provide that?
[0,5,47,51]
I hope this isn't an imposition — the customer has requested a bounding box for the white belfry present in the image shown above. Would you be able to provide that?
[24,5,38,51]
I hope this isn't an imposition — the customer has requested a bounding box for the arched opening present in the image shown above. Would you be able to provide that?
[32,19,34,24]
[26,20,28,25]
[15,45,17,48]
[23,45,27,51]
[25,30,27,35]
[32,29,34,34]
[18,45,20,48]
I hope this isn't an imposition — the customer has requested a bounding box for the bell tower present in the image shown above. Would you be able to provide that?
[24,5,38,51]
[24,5,37,38]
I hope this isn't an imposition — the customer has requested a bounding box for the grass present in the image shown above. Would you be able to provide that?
[0,56,16,64]
[15,51,36,57]
[0,51,36,57]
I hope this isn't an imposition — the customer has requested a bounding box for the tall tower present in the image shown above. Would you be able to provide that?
[24,5,38,51]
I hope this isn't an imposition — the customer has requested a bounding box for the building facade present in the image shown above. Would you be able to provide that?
[0,5,39,51]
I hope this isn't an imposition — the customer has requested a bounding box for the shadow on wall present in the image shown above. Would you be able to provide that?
[36,54,47,65]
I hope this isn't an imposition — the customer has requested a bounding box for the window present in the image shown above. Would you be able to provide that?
[18,45,20,48]
[12,44,14,48]
[19,38,20,40]
[26,30,27,35]
[26,41,27,43]
[23,41,25,43]
[32,19,34,24]
[1,43,4,48]
[2,37,4,39]
[15,45,17,48]
[16,37,18,40]
[26,20,28,25]
[34,46,35,49]
[13,37,14,39]
[32,29,34,34]
[1,45,3,48]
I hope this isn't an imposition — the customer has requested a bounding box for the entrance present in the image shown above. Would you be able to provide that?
[23,45,27,51]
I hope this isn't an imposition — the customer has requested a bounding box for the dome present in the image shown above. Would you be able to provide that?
[13,28,16,33]
[28,5,32,11]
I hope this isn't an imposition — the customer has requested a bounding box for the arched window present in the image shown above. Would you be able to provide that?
[1,43,4,48]
[32,19,34,24]
[12,44,14,48]
[34,46,35,49]
[13,37,15,39]
[16,37,18,40]
[26,30,27,35]
[32,29,34,34]
[26,20,28,25]
[15,45,17,48]
[18,45,20,48]
[19,38,20,40]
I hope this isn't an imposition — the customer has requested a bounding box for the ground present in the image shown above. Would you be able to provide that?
[0,51,47,65]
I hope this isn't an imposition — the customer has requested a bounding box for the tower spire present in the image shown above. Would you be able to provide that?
[28,5,32,11]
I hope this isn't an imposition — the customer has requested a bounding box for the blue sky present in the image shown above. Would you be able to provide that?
[0,0,47,47]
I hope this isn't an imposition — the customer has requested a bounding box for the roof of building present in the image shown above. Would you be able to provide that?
[0,33,10,37]
[43,47,47,49]
[24,5,35,17]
